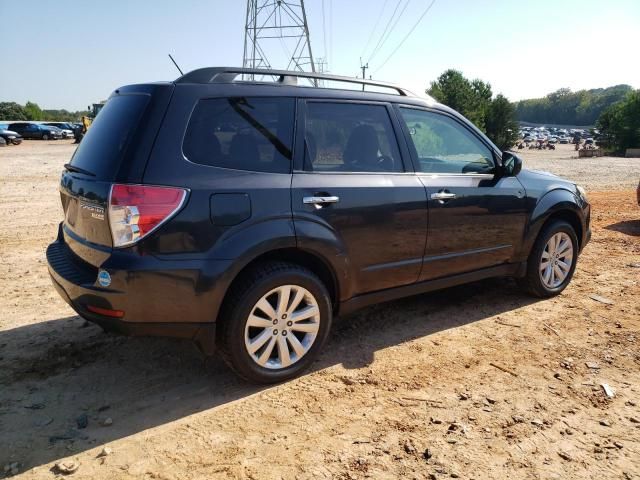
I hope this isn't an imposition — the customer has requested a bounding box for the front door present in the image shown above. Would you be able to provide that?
[292,100,428,297]
[396,106,528,281]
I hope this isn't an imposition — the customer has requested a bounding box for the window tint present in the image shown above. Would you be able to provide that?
[304,102,402,173]
[399,108,495,174]
[183,97,295,174]
[69,94,150,179]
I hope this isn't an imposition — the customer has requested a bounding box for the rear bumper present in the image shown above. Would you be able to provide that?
[46,225,234,355]
[48,271,216,353]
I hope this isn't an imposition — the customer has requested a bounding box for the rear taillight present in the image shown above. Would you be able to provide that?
[108,184,187,247]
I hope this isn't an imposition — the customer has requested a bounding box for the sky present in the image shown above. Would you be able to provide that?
[1,0,639,111]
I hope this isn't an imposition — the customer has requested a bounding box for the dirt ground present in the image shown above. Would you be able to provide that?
[0,141,638,479]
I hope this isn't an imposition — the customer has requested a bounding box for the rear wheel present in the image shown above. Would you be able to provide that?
[218,262,332,384]
[518,220,578,297]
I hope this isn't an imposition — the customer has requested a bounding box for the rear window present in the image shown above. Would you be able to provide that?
[69,94,149,179]
[183,97,295,174]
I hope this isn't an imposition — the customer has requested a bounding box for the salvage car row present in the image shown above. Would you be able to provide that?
[0,122,80,146]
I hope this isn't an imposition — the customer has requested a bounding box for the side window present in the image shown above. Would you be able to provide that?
[304,102,403,173]
[183,97,295,173]
[399,108,495,174]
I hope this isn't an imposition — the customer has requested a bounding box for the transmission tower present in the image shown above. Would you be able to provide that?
[243,0,317,79]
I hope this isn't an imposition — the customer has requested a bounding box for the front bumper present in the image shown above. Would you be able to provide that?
[581,204,592,252]
[45,228,232,355]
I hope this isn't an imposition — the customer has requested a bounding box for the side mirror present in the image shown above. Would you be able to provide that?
[501,151,522,176]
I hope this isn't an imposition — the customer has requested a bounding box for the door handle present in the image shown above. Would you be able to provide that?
[303,196,340,209]
[430,192,457,200]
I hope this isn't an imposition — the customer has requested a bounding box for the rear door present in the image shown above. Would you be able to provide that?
[396,106,528,281]
[292,100,428,297]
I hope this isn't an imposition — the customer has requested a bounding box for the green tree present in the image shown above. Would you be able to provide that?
[0,102,28,121]
[486,94,519,150]
[427,69,492,129]
[596,90,640,152]
[427,69,517,150]
[24,101,43,121]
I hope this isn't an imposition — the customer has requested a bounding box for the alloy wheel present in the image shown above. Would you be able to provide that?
[539,232,574,289]
[244,285,320,370]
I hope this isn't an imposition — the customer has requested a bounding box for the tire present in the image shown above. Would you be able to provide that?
[518,220,578,298]
[42,134,49,140]
[218,261,332,384]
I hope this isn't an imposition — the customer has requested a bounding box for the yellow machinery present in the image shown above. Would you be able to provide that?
[75,102,105,142]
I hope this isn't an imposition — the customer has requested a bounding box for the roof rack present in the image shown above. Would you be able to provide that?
[175,67,415,97]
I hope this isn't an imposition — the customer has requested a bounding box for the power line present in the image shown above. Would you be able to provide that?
[373,0,437,74]
[329,0,333,69]
[365,0,403,65]
[322,0,328,65]
[367,0,411,64]
[361,0,390,59]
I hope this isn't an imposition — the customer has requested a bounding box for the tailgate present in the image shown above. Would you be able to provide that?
[59,90,159,266]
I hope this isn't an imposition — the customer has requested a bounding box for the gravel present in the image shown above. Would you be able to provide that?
[518,144,639,191]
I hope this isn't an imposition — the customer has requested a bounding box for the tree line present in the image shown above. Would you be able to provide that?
[513,85,633,126]
[0,101,89,122]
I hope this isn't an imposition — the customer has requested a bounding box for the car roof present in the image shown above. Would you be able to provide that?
[112,67,502,156]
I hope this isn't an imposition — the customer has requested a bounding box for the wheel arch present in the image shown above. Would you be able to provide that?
[540,209,583,247]
[520,188,585,260]
[217,247,341,326]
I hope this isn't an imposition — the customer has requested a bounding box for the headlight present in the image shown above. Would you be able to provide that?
[576,185,588,202]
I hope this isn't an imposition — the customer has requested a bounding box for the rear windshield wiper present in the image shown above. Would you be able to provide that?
[64,163,96,177]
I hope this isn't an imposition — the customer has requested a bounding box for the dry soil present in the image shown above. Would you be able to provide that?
[0,141,639,479]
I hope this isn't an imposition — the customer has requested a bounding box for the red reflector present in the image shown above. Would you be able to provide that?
[86,305,125,318]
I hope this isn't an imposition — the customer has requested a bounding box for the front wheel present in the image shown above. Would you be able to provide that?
[218,262,332,383]
[42,134,49,140]
[518,220,578,297]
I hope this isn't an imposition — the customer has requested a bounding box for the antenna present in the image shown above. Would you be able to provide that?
[168,54,184,75]
[242,0,317,84]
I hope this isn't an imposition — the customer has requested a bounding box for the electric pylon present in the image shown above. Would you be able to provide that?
[242,0,317,78]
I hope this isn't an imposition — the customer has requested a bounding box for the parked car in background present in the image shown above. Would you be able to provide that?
[0,123,23,145]
[44,122,75,139]
[559,136,570,144]
[46,125,68,139]
[548,136,558,144]
[8,122,62,140]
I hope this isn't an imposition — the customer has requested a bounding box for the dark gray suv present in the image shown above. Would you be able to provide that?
[47,68,591,383]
